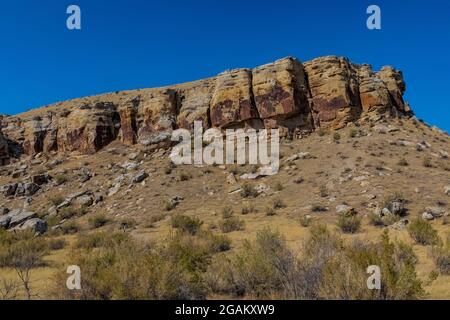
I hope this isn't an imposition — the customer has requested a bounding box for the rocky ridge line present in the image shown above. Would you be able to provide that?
[0,55,411,163]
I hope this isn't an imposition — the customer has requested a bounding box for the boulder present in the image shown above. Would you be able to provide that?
[31,173,52,185]
[15,182,40,197]
[7,209,38,228]
[445,186,450,196]
[1,183,18,197]
[13,218,48,235]
[388,219,409,231]
[0,215,11,229]
[386,200,405,216]
[132,171,149,184]
[336,205,356,216]
[73,195,94,207]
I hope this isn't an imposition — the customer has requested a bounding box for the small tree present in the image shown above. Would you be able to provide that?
[0,231,48,300]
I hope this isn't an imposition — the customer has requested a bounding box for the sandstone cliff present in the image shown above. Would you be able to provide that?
[0,56,412,163]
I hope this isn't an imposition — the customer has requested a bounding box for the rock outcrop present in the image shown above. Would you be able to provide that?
[0,55,413,162]
[304,56,361,129]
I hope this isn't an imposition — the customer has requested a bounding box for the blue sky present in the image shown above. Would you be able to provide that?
[0,0,449,131]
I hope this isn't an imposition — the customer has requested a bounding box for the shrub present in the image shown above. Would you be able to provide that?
[349,128,358,138]
[333,132,341,141]
[397,158,409,166]
[240,184,258,199]
[311,204,328,212]
[272,198,286,209]
[423,157,433,168]
[222,207,234,219]
[75,231,130,250]
[274,182,283,191]
[241,204,255,215]
[59,207,77,220]
[88,214,110,229]
[0,230,49,299]
[265,207,277,216]
[368,213,385,227]
[319,185,328,198]
[53,232,208,300]
[431,235,450,275]
[119,218,137,230]
[408,219,440,245]
[61,221,80,235]
[299,215,312,227]
[179,172,191,181]
[171,215,203,235]
[219,217,245,233]
[48,238,67,251]
[49,196,64,206]
[318,128,327,137]
[213,227,423,300]
[164,200,178,211]
[337,215,361,234]
[55,174,68,185]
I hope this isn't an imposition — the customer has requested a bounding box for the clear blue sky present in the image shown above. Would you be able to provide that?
[0,0,449,131]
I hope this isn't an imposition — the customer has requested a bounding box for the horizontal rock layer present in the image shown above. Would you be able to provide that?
[0,56,411,162]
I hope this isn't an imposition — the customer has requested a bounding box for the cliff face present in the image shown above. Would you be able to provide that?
[0,56,411,162]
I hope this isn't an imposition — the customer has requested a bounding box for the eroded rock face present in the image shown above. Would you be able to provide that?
[253,57,313,135]
[176,79,215,130]
[57,102,120,154]
[0,55,413,160]
[119,98,139,145]
[210,69,259,128]
[0,129,9,165]
[377,66,408,114]
[304,56,361,129]
[356,65,392,114]
[135,89,178,146]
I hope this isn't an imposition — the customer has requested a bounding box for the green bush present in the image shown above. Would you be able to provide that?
[53,233,207,300]
[221,207,234,219]
[88,214,110,229]
[219,217,245,233]
[119,218,137,230]
[241,204,255,215]
[408,219,440,245]
[59,207,77,219]
[337,215,361,234]
[240,184,258,199]
[272,198,286,209]
[48,238,67,251]
[299,215,312,227]
[397,158,409,166]
[49,196,65,206]
[61,221,80,235]
[211,227,423,299]
[431,235,450,275]
[171,215,203,235]
[333,132,341,141]
[55,174,68,185]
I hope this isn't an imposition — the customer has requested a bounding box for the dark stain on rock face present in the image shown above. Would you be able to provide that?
[211,100,231,127]
[255,85,294,118]
[313,96,348,122]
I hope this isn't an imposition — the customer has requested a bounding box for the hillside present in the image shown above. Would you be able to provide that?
[0,56,449,300]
